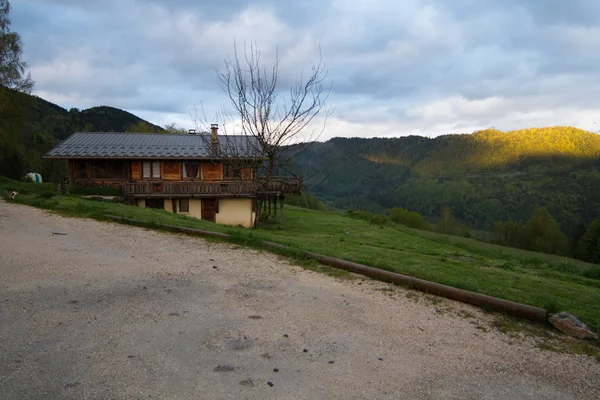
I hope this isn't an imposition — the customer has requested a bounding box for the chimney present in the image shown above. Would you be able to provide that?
[210,124,218,142]
[210,124,219,153]
[188,129,196,134]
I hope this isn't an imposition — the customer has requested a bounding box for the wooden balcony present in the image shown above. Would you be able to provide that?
[123,179,301,198]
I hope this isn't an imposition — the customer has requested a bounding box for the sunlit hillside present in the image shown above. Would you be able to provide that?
[293,127,600,239]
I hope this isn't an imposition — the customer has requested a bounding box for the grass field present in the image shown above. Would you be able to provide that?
[2,177,600,332]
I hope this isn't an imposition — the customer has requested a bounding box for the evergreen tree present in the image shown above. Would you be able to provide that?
[577,218,600,263]
[0,1,34,92]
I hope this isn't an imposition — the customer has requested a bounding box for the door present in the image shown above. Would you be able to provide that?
[201,198,217,222]
[146,198,164,210]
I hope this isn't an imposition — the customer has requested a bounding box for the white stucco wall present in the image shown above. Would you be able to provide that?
[188,199,203,219]
[135,197,255,227]
[216,198,254,227]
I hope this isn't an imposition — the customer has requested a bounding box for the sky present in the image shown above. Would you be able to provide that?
[11,0,600,140]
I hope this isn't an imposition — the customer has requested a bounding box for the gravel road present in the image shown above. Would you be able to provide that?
[1,201,599,399]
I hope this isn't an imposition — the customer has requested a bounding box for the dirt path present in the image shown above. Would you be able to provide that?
[0,201,598,399]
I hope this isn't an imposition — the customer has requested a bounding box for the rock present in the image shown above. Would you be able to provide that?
[283,334,288,337]
[267,381,274,387]
[248,315,262,319]
[273,368,279,372]
[328,360,335,364]
[227,339,252,350]
[303,349,308,353]
[549,312,598,340]
[64,382,80,390]
[239,378,254,386]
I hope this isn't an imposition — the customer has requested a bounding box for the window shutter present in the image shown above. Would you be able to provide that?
[152,161,161,178]
[142,161,151,178]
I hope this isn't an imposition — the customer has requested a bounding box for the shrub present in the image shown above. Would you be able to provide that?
[36,192,55,199]
[68,185,123,196]
[370,214,388,226]
[390,207,425,229]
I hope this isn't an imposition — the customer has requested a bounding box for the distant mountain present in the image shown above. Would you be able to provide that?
[293,127,600,243]
[0,86,164,179]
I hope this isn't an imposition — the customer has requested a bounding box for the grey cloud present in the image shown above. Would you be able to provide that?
[12,0,600,136]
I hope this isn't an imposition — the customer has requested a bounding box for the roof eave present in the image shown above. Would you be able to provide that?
[43,155,266,160]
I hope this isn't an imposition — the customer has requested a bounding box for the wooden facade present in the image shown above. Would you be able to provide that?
[68,159,300,198]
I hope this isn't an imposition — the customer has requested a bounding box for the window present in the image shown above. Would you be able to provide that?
[179,198,189,213]
[90,161,128,179]
[224,164,241,179]
[152,161,161,178]
[75,161,87,179]
[182,161,201,179]
[142,161,161,179]
[143,161,151,178]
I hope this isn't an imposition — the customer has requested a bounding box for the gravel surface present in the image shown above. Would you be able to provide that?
[1,201,599,399]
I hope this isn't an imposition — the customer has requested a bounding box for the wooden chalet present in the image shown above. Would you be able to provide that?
[44,125,300,227]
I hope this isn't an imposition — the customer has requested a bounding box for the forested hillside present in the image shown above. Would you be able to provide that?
[0,86,164,180]
[292,128,600,249]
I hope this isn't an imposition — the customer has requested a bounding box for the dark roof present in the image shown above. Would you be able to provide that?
[44,132,262,159]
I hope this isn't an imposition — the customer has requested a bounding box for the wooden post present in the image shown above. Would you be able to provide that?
[280,196,284,223]
[268,196,272,219]
[274,196,278,220]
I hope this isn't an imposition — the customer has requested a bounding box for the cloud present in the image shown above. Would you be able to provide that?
[11,0,600,139]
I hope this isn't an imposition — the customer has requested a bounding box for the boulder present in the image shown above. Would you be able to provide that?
[549,312,598,340]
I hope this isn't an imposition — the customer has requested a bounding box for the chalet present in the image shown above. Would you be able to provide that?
[44,125,300,228]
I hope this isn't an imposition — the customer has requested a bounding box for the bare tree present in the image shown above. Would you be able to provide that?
[196,42,331,225]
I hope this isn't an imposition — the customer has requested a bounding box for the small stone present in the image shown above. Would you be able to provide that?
[127,355,135,359]
[328,360,335,364]
[143,286,147,290]
[303,349,308,353]
[168,312,179,316]
[213,266,218,269]
[248,315,262,319]
[267,381,274,387]
[214,364,235,372]
[378,357,383,361]
[64,382,80,389]
[209,258,215,261]
[283,334,288,338]
[67,300,78,304]
[239,378,254,386]
[273,368,279,372]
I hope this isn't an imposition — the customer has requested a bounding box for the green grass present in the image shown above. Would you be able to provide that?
[2,177,600,332]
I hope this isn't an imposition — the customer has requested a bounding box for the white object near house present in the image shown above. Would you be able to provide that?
[25,173,43,183]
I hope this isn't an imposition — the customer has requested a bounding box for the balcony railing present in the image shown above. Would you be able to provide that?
[123,179,301,198]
